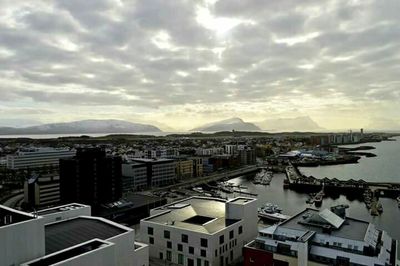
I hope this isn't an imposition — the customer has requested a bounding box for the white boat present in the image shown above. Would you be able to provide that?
[258,207,290,222]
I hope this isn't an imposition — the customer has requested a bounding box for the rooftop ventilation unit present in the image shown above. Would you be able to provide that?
[4,214,12,225]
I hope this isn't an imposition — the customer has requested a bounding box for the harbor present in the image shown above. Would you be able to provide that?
[284,163,400,215]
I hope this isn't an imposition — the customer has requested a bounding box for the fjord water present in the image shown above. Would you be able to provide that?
[229,173,400,240]
[299,136,400,183]
[228,137,400,240]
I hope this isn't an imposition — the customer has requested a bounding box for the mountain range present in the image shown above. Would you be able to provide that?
[255,116,323,131]
[191,117,261,132]
[0,119,162,135]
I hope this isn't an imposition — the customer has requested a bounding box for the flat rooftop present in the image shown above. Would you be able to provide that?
[143,197,240,234]
[25,239,110,266]
[279,208,369,241]
[0,205,36,227]
[36,203,88,216]
[132,158,174,163]
[45,217,128,254]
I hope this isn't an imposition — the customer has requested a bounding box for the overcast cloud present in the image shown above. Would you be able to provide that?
[0,0,399,130]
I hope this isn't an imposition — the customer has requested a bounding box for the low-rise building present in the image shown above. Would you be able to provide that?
[141,196,258,266]
[176,158,194,179]
[0,203,148,266]
[244,205,398,266]
[132,158,176,187]
[122,162,148,191]
[6,147,75,170]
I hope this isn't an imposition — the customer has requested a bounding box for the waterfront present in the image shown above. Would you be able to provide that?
[227,173,400,240]
[299,136,400,183]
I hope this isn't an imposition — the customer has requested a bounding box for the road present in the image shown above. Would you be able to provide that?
[2,193,24,208]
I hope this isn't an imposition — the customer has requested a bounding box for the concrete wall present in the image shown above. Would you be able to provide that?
[133,242,149,266]
[38,204,91,224]
[0,216,45,266]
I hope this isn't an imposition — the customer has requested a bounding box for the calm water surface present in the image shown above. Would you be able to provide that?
[228,173,400,240]
[299,137,400,183]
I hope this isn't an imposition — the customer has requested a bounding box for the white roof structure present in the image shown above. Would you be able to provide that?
[318,209,344,229]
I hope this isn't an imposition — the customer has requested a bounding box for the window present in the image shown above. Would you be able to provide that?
[189,246,194,254]
[204,261,209,266]
[148,227,154,235]
[197,258,202,266]
[229,230,234,239]
[178,243,183,251]
[167,241,172,249]
[178,254,184,265]
[219,235,224,244]
[149,237,154,244]
[164,230,170,239]
[159,252,163,260]
[215,249,218,257]
[182,234,188,243]
[201,238,208,247]
[201,249,207,257]
[239,226,243,235]
[167,251,172,261]
[230,250,233,261]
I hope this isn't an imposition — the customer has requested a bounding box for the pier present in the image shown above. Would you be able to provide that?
[285,163,400,200]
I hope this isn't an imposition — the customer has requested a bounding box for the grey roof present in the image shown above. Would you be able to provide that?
[45,217,127,254]
[143,197,240,234]
[280,208,369,241]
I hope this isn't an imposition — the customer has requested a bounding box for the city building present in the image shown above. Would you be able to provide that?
[0,203,148,266]
[122,162,148,191]
[141,196,258,266]
[225,145,238,155]
[132,158,176,187]
[175,158,194,179]
[191,157,204,177]
[238,148,256,165]
[24,172,61,209]
[60,148,122,206]
[243,205,398,266]
[195,148,224,156]
[6,147,75,170]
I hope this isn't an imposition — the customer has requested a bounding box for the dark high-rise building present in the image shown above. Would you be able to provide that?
[60,148,122,206]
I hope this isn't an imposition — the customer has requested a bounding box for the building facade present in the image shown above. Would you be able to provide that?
[60,148,122,206]
[176,159,194,179]
[122,162,148,191]
[141,196,258,266]
[132,158,176,187]
[6,147,75,170]
[24,172,61,208]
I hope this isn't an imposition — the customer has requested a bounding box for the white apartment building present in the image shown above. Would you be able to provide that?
[0,203,149,266]
[6,147,75,170]
[140,196,258,266]
[244,205,398,266]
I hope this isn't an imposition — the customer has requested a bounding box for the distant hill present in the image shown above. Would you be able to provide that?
[256,116,323,131]
[191,117,261,132]
[0,119,162,135]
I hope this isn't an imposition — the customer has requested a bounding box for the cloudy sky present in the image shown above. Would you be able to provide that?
[1,0,399,131]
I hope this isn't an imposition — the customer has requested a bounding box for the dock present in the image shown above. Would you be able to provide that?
[284,163,400,211]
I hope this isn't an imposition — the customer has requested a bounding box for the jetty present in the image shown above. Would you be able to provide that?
[284,163,400,204]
